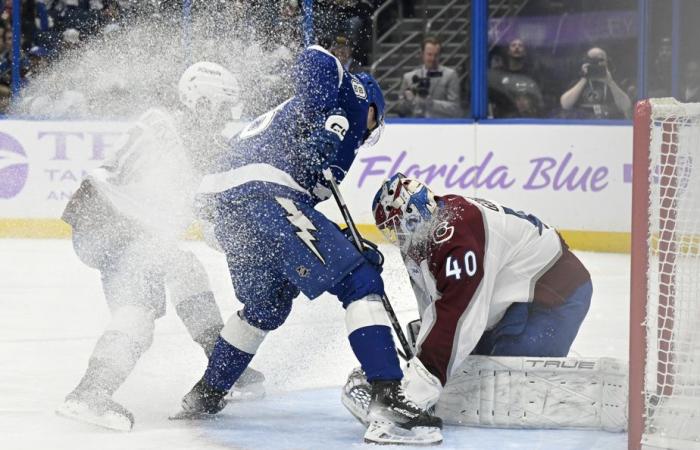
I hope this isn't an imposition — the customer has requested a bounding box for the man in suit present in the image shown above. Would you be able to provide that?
[397,35,461,118]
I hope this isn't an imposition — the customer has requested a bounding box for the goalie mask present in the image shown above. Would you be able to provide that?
[372,173,438,251]
[178,62,241,120]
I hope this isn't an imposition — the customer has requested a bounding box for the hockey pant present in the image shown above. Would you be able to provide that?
[472,280,592,357]
[66,186,223,396]
[202,193,402,392]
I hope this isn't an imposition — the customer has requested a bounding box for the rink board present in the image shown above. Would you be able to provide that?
[0,120,632,252]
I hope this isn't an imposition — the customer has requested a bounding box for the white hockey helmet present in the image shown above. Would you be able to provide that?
[178,62,240,115]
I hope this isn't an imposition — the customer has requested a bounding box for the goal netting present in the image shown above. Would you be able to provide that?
[630,98,700,450]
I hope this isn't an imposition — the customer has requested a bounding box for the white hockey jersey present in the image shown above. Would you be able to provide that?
[88,108,199,239]
[405,194,590,385]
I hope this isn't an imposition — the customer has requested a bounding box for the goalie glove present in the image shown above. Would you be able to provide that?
[402,357,443,411]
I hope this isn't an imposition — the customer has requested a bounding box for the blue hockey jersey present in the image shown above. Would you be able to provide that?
[199,45,375,203]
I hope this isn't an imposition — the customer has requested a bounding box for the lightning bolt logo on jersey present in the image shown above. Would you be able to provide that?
[276,197,325,264]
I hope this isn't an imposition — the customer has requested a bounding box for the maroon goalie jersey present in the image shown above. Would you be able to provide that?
[405,195,590,385]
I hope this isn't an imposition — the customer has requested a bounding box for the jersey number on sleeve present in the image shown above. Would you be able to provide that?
[445,251,478,280]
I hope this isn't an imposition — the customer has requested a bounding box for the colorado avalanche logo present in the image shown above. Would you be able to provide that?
[0,132,28,199]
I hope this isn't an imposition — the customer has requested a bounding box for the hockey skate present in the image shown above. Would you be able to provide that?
[364,380,443,445]
[227,367,266,402]
[56,389,134,432]
[169,378,228,420]
[341,367,372,425]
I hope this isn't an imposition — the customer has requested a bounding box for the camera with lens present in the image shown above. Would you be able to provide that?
[411,70,442,98]
[583,56,607,79]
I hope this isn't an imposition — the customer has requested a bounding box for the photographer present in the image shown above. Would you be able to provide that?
[397,36,461,118]
[560,47,631,120]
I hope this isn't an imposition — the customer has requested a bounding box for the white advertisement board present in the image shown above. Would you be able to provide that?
[0,120,130,217]
[0,119,633,248]
[318,122,633,235]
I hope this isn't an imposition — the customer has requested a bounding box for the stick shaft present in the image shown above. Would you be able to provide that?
[322,170,414,360]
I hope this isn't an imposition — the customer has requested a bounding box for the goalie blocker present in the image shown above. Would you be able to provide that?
[342,355,628,432]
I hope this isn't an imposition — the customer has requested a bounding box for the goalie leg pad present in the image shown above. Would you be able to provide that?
[436,356,628,431]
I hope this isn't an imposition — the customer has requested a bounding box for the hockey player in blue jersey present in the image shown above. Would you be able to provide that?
[177,45,442,445]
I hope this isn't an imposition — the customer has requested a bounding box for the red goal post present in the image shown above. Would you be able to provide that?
[630,98,700,450]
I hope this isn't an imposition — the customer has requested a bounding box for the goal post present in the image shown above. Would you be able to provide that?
[630,98,700,450]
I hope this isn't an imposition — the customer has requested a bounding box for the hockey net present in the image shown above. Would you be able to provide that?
[630,98,700,450]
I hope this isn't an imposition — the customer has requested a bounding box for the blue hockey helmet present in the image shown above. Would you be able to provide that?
[355,72,385,123]
[372,173,438,251]
[355,72,385,145]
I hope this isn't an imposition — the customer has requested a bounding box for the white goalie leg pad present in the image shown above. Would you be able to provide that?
[345,294,391,334]
[402,357,443,411]
[436,356,628,431]
[220,312,268,355]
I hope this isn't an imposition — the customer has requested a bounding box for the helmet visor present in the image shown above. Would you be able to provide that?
[363,121,384,147]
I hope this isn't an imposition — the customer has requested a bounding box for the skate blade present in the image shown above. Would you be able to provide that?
[56,400,133,432]
[364,421,443,446]
[226,383,266,402]
[168,409,221,421]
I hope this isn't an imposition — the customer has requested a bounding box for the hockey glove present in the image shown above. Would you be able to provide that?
[341,228,384,272]
[308,108,348,160]
[402,357,443,411]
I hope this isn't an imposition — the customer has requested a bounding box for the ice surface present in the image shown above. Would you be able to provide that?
[0,239,628,449]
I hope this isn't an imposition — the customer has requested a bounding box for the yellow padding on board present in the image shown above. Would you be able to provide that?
[0,219,72,239]
[0,218,633,253]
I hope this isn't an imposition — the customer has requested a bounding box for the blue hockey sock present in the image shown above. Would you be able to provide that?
[348,325,402,382]
[203,337,254,391]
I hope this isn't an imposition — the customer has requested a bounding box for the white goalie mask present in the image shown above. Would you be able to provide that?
[178,62,241,120]
[372,173,438,252]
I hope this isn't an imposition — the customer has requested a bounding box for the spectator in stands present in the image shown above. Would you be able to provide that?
[647,37,673,98]
[25,45,50,80]
[61,27,80,52]
[489,37,544,118]
[100,0,123,35]
[560,47,631,120]
[397,35,461,118]
[681,59,700,103]
[275,0,302,51]
[330,35,361,73]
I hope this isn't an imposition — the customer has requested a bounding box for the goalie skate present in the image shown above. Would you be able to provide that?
[341,367,372,425]
[364,421,443,446]
[364,380,442,446]
[56,391,134,432]
[226,367,266,402]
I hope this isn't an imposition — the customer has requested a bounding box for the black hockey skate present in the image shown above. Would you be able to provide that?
[364,380,443,445]
[170,378,228,420]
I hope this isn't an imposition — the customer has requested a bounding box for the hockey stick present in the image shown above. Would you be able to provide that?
[322,169,414,361]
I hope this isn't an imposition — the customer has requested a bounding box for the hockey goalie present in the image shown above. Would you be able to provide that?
[342,174,628,432]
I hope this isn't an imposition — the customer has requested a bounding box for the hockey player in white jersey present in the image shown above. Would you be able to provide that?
[56,62,263,432]
[342,173,628,432]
